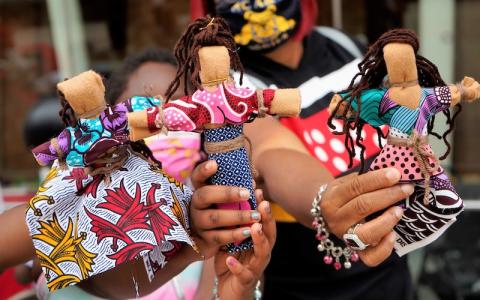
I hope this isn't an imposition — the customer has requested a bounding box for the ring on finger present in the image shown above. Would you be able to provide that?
[343,223,370,251]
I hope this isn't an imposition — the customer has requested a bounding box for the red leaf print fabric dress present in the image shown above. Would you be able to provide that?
[26,97,195,292]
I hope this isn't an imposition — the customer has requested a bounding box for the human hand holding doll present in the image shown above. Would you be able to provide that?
[189,159,275,300]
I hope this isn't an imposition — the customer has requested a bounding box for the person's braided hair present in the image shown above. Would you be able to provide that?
[327,29,461,172]
[165,16,244,100]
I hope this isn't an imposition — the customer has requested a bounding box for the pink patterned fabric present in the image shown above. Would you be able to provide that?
[145,132,202,183]
[370,144,443,182]
[163,83,275,131]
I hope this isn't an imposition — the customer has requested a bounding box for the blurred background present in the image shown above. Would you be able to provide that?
[0,0,479,299]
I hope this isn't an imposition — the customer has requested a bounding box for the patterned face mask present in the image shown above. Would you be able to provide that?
[144,132,202,184]
[216,0,301,53]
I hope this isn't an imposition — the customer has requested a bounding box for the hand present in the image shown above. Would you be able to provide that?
[459,76,480,102]
[320,168,414,266]
[215,191,275,300]
[189,160,262,259]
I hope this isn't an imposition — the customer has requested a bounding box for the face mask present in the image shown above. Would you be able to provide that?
[216,0,301,53]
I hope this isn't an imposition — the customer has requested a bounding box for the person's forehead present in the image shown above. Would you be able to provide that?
[126,62,182,98]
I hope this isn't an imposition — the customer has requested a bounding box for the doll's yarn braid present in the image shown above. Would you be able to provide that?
[165,16,244,100]
[328,29,460,171]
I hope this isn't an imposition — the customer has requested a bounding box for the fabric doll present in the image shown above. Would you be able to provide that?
[328,29,480,256]
[127,16,301,253]
[29,70,195,291]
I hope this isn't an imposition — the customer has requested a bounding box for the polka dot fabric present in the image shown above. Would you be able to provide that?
[204,125,255,253]
[370,144,442,181]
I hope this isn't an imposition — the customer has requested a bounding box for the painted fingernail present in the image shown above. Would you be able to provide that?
[393,206,404,218]
[251,212,261,220]
[264,201,271,214]
[242,229,251,237]
[257,224,263,235]
[239,189,250,200]
[385,168,399,181]
[400,184,414,195]
[227,256,237,267]
[205,161,214,171]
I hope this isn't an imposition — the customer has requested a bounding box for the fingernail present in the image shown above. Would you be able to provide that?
[400,184,414,195]
[257,224,263,235]
[251,212,261,220]
[205,161,215,171]
[242,229,251,237]
[239,189,250,200]
[264,201,271,214]
[385,168,399,181]
[227,256,237,267]
[393,206,404,218]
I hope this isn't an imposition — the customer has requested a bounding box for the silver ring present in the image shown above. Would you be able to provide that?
[343,223,369,251]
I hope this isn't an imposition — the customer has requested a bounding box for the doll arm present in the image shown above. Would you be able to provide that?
[329,94,355,118]
[449,76,480,107]
[32,129,70,166]
[329,89,390,127]
[266,88,301,117]
[127,96,207,141]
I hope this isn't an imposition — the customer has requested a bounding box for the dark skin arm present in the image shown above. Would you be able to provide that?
[0,204,35,272]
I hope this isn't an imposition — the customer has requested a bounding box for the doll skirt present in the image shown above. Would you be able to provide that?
[25,153,195,292]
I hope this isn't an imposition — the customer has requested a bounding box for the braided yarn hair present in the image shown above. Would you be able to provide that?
[165,16,244,100]
[327,29,461,172]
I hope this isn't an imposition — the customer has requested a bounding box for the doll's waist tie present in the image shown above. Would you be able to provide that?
[203,134,257,178]
[85,145,130,184]
[387,130,439,205]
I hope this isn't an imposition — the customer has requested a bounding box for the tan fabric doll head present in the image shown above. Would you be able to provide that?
[57,70,106,119]
[383,42,422,109]
[199,46,230,86]
[164,17,244,100]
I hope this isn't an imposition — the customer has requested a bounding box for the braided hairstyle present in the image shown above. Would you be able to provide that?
[327,29,461,172]
[165,16,244,100]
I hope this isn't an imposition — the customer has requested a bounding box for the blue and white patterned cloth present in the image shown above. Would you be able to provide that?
[204,124,255,252]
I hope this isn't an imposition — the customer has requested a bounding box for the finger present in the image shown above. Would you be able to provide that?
[257,200,276,246]
[352,206,403,245]
[225,256,256,286]
[202,227,252,246]
[191,160,217,189]
[359,231,396,267]
[255,189,264,206]
[331,172,358,186]
[193,209,261,230]
[250,223,271,272]
[329,168,401,208]
[192,185,250,209]
[337,184,413,231]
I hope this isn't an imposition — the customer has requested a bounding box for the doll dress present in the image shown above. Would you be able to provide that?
[27,97,195,292]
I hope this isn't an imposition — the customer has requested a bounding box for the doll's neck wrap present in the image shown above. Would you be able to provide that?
[203,130,256,178]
